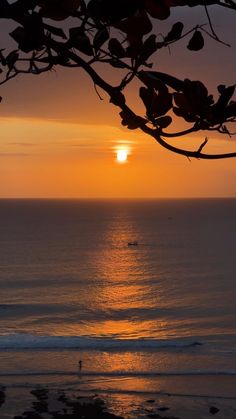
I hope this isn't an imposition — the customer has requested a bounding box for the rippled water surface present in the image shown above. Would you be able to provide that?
[0,198,236,398]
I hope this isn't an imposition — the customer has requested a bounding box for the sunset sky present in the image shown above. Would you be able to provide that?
[0,6,236,198]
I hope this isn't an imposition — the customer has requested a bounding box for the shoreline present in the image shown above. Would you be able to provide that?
[1,385,236,419]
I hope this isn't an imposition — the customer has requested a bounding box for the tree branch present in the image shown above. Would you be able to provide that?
[217,0,236,10]
[0,0,235,160]
[26,37,235,160]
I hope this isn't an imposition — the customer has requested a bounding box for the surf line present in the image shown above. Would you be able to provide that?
[0,370,236,377]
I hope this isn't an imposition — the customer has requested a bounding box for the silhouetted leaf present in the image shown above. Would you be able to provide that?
[120,110,146,130]
[6,50,19,71]
[187,30,204,51]
[69,27,93,55]
[53,53,70,65]
[113,12,152,58]
[108,59,127,68]
[173,79,213,123]
[210,84,236,123]
[126,34,143,58]
[145,0,170,19]
[10,14,44,52]
[165,22,184,42]
[10,27,25,48]
[216,84,235,107]
[140,86,172,119]
[44,24,67,39]
[140,86,153,113]
[155,115,172,128]
[139,70,185,91]
[138,35,157,64]
[87,0,140,23]
[93,28,109,52]
[38,0,81,20]
[173,106,196,122]
[108,39,126,58]
[113,11,152,36]
[174,92,190,111]
[0,50,6,66]
[225,101,236,118]
[183,79,209,102]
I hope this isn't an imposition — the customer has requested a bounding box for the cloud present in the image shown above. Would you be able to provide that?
[8,142,37,147]
[0,152,30,157]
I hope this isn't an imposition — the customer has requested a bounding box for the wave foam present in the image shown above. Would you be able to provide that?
[0,334,202,350]
[0,370,236,378]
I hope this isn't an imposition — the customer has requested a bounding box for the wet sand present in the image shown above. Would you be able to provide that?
[1,386,236,419]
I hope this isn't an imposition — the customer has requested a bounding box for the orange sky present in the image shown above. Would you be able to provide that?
[0,7,236,198]
[1,116,236,198]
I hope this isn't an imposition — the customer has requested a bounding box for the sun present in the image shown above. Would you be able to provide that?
[117,149,128,163]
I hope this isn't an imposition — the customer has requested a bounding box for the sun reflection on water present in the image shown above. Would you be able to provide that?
[79,209,169,340]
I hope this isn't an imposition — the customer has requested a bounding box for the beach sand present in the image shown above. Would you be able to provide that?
[1,385,236,419]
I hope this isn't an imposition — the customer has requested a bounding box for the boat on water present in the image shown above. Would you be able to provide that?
[128,241,138,246]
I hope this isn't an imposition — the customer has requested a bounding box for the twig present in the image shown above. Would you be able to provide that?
[93,83,103,100]
[204,5,220,40]
[201,27,230,47]
[197,137,208,153]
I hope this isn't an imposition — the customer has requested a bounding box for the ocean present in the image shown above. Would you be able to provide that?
[0,198,236,418]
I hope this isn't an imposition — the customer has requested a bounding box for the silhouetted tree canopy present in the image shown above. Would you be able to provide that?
[0,0,236,159]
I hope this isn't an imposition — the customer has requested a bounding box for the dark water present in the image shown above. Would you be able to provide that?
[0,199,236,402]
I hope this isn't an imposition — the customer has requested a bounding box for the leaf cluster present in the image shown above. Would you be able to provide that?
[0,0,235,159]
